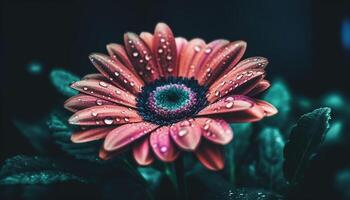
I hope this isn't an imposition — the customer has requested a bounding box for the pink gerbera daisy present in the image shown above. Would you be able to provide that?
[64,23,277,171]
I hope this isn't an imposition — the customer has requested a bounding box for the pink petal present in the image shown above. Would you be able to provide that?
[169,119,201,151]
[206,69,265,103]
[106,43,134,71]
[246,79,270,96]
[99,148,120,160]
[175,37,188,76]
[132,137,154,166]
[140,32,154,50]
[178,38,206,77]
[255,99,278,116]
[153,23,177,77]
[71,127,114,143]
[89,53,144,95]
[68,105,142,126]
[150,126,180,162]
[70,79,137,108]
[187,39,229,78]
[195,118,233,145]
[195,141,224,171]
[82,73,109,81]
[104,122,158,151]
[197,41,247,86]
[64,94,114,112]
[124,32,160,83]
[197,95,265,122]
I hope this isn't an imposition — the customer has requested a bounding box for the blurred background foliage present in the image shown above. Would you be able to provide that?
[1,0,350,199]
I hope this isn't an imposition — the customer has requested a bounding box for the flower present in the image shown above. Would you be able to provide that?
[65,23,277,171]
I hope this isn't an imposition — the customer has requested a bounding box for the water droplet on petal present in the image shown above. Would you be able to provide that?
[132,52,139,57]
[160,146,168,153]
[116,90,121,95]
[91,112,98,117]
[158,48,163,54]
[145,54,151,61]
[99,81,108,87]
[226,102,234,109]
[166,55,172,60]
[226,97,234,102]
[114,71,119,77]
[104,118,114,125]
[167,67,173,72]
[205,48,212,54]
[83,87,88,91]
[194,46,201,52]
[178,129,188,137]
[96,100,103,105]
[124,117,129,122]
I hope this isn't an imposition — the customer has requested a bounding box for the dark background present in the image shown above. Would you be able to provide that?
[0,0,349,176]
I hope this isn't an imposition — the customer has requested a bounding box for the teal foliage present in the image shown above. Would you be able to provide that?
[0,155,88,185]
[263,79,291,128]
[283,107,331,185]
[257,127,286,190]
[50,69,79,96]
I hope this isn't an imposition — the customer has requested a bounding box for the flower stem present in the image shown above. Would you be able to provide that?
[174,156,188,200]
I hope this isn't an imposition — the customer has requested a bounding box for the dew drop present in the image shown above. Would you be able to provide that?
[160,38,166,43]
[91,112,98,117]
[83,87,88,91]
[205,48,212,54]
[124,117,130,122]
[114,71,119,77]
[194,46,201,52]
[116,90,121,95]
[215,91,220,97]
[130,82,135,87]
[99,81,108,87]
[158,48,164,54]
[132,52,139,57]
[160,146,168,153]
[96,100,103,105]
[226,97,234,102]
[203,124,210,131]
[145,54,151,61]
[226,102,234,109]
[104,118,114,125]
[167,67,174,72]
[139,59,144,63]
[236,74,243,80]
[178,129,188,137]
[166,55,172,60]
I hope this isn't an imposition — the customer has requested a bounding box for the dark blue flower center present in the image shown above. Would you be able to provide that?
[136,77,208,125]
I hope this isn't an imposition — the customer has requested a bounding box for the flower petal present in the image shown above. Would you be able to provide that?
[132,137,154,166]
[64,94,114,112]
[245,79,270,96]
[124,32,160,83]
[197,41,247,86]
[175,37,188,76]
[99,148,120,160]
[197,95,265,122]
[153,23,177,77]
[169,119,201,151]
[68,105,142,126]
[70,79,137,108]
[206,69,265,103]
[178,38,206,77]
[187,39,229,78]
[150,126,180,162]
[71,127,114,143]
[140,32,154,50]
[195,118,233,145]
[104,122,158,151]
[195,141,224,171]
[106,43,135,73]
[82,73,109,81]
[89,53,144,95]
[255,99,278,116]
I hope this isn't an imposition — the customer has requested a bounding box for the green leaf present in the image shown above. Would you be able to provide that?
[324,120,344,143]
[50,69,79,96]
[12,119,53,153]
[47,111,103,163]
[283,107,331,185]
[263,79,291,128]
[257,127,286,190]
[0,155,88,185]
[230,123,253,160]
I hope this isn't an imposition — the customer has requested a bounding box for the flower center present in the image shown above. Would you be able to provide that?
[137,77,208,125]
